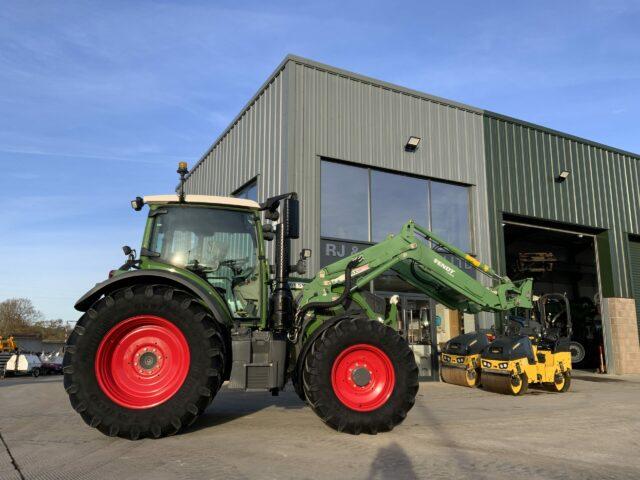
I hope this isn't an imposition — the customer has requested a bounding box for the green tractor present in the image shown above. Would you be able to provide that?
[64,162,534,439]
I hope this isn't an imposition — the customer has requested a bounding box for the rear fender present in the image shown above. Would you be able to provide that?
[74,269,233,329]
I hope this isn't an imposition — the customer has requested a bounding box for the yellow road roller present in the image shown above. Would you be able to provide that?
[440,332,492,387]
[481,295,572,395]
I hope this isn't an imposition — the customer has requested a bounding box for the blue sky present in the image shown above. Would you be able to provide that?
[1,1,639,321]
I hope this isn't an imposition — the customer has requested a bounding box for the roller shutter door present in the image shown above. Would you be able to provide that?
[630,238,640,340]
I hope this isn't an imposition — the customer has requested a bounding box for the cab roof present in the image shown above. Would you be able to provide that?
[143,194,260,210]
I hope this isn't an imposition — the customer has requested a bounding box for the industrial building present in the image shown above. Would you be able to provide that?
[183,55,640,376]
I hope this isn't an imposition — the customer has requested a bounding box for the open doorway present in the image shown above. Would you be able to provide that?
[503,220,603,369]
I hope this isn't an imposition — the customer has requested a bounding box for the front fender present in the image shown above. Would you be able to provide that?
[74,269,233,328]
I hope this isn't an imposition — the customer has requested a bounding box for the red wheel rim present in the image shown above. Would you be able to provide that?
[95,315,190,409]
[331,344,395,412]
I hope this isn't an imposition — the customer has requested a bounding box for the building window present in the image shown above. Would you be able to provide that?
[371,170,429,243]
[321,161,369,241]
[233,179,258,201]
[320,159,472,252]
[430,181,471,252]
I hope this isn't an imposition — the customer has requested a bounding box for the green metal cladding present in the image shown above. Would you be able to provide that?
[483,112,640,298]
[181,54,640,302]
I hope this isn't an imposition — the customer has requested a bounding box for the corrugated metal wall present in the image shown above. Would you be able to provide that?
[484,114,640,297]
[184,69,287,202]
[181,53,640,320]
[286,60,492,287]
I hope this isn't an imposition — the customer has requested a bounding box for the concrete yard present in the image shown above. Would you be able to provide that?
[1,372,639,480]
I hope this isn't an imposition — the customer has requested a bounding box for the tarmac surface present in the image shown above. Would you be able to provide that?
[1,371,639,480]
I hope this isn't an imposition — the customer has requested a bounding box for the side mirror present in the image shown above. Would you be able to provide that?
[122,245,133,256]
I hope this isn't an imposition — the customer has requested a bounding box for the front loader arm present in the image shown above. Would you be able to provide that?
[296,221,532,337]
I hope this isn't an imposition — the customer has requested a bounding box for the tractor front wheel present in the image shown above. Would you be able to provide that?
[63,285,227,440]
[302,316,418,434]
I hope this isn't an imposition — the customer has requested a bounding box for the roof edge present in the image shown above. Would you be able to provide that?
[185,54,639,187]
[184,55,293,184]
[284,54,484,115]
[485,110,640,159]
[290,54,639,158]
[184,53,488,187]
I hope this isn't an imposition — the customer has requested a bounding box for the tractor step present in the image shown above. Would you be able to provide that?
[228,330,287,391]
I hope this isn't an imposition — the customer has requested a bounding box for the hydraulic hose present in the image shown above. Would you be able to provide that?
[293,256,361,330]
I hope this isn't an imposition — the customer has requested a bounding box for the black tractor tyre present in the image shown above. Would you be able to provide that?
[63,284,228,440]
[292,376,306,403]
[302,316,419,434]
[569,341,586,366]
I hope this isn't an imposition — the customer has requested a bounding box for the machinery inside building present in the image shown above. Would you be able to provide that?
[503,220,602,369]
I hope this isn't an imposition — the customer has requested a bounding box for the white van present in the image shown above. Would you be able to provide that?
[4,353,42,377]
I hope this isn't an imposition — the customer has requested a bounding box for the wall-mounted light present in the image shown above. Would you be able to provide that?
[556,170,570,183]
[405,136,421,152]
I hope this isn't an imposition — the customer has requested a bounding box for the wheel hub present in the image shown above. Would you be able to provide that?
[139,351,158,370]
[351,366,372,387]
[95,315,190,409]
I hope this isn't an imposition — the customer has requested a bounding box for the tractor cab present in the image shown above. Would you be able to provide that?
[139,194,264,320]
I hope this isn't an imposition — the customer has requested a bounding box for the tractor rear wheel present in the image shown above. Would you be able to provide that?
[63,284,227,440]
[302,316,418,434]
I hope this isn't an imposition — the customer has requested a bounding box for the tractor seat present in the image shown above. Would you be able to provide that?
[520,320,543,338]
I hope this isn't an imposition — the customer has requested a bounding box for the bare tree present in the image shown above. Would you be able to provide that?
[0,298,44,335]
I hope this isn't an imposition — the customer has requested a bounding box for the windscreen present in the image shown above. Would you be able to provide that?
[149,206,257,269]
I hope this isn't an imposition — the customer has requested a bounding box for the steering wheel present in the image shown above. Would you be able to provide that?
[185,259,220,272]
[549,308,566,326]
[219,257,250,276]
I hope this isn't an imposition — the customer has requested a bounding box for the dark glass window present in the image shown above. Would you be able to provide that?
[321,161,369,241]
[320,159,472,253]
[233,180,258,201]
[371,171,429,242]
[430,182,471,252]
